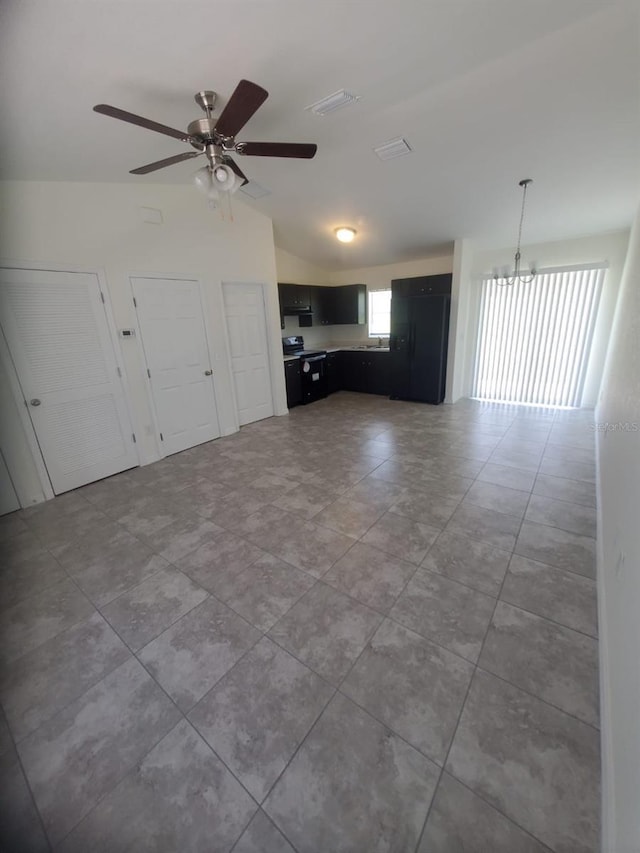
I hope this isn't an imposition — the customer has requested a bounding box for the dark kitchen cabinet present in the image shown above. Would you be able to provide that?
[367,352,391,395]
[326,351,342,394]
[307,284,367,326]
[278,283,311,314]
[310,286,336,326]
[334,284,366,325]
[284,359,302,408]
[391,274,452,298]
[341,351,390,395]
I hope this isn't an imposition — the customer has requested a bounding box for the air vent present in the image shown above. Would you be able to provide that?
[305,89,360,116]
[373,137,412,160]
[239,181,271,199]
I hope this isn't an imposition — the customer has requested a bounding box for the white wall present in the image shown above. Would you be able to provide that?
[444,239,476,404]
[275,247,331,286]
[595,206,640,853]
[468,231,630,407]
[0,180,284,504]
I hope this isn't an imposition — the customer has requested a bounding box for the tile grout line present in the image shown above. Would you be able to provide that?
[411,408,529,853]
[413,406,594,852]
[0,704,53,852]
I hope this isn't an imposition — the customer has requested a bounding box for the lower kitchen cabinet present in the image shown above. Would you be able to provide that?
[284,359,302,408]
[340,351,390,396]
[326,351,342,394]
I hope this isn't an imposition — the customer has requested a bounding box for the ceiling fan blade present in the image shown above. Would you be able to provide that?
[237,142,317,159]
[224,157,249,186]
[130,151,203,175]
[93,104,192,143]
[214,80,268,138]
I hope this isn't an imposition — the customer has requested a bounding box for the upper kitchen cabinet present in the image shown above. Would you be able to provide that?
[333,284,366,325]
[310,285,336,326]
[311,283,367,326]
[279,283,367,326]
[278,283,311,314]
[391,274,452,298]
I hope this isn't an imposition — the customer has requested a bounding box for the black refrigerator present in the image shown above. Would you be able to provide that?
[389,274,452,404]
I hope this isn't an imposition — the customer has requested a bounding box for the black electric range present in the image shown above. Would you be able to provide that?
[282,336,328,403]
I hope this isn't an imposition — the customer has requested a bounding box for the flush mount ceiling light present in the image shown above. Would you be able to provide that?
[305,90,360,116]
[495,178,537,286]
[335,227,357,243]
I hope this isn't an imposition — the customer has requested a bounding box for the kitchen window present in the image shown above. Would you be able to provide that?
[368,289,391,337]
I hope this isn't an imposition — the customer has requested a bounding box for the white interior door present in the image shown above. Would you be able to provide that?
[222,283,274,426]
[0,268,138,495]
[131,276,220,456]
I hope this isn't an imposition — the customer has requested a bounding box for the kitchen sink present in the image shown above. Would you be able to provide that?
[350,345,389,351]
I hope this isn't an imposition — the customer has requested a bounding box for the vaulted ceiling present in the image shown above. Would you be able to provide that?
[1,0,638,269]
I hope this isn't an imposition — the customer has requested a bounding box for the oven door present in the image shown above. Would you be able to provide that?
[300,354,328,403]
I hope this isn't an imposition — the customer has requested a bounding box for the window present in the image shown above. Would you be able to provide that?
[472,264,606,407]
[368,289,391,337]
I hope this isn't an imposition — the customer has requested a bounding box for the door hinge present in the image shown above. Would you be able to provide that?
[100,291,105,304]
[132,433,137,443]
[133,296,138,308]
[116,367,122,377]
[159,432,164,441]
[147,368,151,378]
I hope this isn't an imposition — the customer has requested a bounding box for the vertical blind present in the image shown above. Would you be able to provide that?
[472,264,606,407]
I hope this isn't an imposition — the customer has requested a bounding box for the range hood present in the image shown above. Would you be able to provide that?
[281,304,312,315]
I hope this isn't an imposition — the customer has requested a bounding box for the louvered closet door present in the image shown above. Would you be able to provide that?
[0,268,138,494]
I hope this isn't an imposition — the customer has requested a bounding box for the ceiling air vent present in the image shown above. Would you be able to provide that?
[305,90,360,116]
[373,137,412,160]
[239,181,271,200]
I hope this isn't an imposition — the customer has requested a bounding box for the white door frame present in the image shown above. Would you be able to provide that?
[221,281,276,426]
[128,272,219,459]
[0,261,139,503]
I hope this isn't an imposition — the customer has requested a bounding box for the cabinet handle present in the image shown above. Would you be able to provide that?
[30,398,41,406]
[204,369,213,376]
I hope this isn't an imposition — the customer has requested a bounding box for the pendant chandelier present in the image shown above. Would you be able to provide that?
[495,178,537,286]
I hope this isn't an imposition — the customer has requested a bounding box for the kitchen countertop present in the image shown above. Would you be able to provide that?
[337,345,390,352]
[283,346,389,361]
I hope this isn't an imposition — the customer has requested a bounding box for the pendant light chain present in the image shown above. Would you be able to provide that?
[495,178,537,286]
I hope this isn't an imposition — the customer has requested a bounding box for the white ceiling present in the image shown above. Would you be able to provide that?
[1,0,639,269]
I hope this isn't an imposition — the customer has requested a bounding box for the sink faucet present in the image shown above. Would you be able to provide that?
[378,337,383,347]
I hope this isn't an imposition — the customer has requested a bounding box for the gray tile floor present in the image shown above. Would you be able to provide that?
[0,392,600,852]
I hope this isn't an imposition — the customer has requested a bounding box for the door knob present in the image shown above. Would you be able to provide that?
[204,369,213,376]
[30,398,41,406]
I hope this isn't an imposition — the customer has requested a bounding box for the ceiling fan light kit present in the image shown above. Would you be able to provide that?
[335,226,357,243]
[93,79,318,198]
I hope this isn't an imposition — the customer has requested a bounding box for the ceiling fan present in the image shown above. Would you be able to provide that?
[93,79,317,193]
